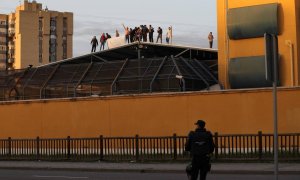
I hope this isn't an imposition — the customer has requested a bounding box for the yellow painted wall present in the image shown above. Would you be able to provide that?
[217,0,299,88]
[0,88,300,138]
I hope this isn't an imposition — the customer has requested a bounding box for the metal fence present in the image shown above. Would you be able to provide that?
[0,57,218,102]
[0,132,299,162]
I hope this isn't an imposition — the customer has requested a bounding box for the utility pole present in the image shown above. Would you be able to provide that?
[265,33,279,180]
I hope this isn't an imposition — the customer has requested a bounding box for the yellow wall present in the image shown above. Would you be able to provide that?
[0,88,300,138]
[217,0,299,88]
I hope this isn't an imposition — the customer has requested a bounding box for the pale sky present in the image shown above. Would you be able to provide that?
[0,0,217,56]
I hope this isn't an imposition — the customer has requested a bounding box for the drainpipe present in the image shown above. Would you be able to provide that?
[285,40,294,86]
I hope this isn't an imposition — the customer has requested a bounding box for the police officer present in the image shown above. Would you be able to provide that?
[185,120,215,180]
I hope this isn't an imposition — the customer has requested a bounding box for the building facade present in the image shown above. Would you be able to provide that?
[0,0,73,70]
[218,0,300,89]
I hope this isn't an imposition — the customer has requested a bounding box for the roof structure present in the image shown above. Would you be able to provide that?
[0,42,219,101]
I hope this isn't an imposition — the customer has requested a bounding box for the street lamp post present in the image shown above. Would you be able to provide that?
[265,33,279,180]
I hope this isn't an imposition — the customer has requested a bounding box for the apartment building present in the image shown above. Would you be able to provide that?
[1,0,73,70]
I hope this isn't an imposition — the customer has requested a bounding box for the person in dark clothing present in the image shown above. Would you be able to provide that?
[156,27,163,43]
[185,120,215,180]
[106,33,112,39]
[91,36,98,52]
[129,28,134,43]
[105,33,112,49]
[149,25,154,43]
[142,25,148,42]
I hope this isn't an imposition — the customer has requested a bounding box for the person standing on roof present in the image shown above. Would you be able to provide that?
[149,25,154,43]
[116,29,120,37]
[156,27,163,43]
[122,24,130,44]
[208,32,214,48]
[91,36,98,52]
[142,25,148,42]
[136,27,142,43]
[100,33,106,51]
[130,28,134,43]
[166,26,172,44]
[106,33,112,49]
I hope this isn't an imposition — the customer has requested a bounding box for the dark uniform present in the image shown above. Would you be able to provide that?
[156,27,163,43]
[91,36,98,52]
[149,25,154,42]
[185,120,215,180]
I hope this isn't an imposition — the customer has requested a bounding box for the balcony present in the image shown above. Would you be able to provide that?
[8,49,15,55]
[9,21,15,26]
[7,58,14,64]
[8,29,15,37]
[0,32,7,37]
[8,43,14,49]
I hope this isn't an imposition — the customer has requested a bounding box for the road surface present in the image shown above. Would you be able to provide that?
[0,169,299,180]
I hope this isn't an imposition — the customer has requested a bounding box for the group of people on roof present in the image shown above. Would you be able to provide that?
[90,25,173,52]
[91,25,215,53]
[90,33,112,52]
[121,24,173,44]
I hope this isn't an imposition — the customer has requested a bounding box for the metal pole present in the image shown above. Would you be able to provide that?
[273,75,278,180]
[138,48,141,92]
[225,0,230,88]
[272,35,279,180]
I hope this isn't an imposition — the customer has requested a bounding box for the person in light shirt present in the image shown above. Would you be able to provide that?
[166,26,172,44]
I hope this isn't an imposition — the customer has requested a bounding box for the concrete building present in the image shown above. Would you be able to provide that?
[1,0,73,70]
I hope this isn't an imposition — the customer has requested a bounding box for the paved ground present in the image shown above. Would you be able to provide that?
[0,161,299,174]
[0,169,300,180]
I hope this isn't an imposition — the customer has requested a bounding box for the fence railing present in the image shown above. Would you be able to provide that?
[0,132,299,161]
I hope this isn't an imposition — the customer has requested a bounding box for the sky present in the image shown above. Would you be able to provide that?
[0,0,217,57]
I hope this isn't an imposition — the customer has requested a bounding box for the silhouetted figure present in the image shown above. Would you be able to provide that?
[129,28,134,43]
[185,120,215,180]
[142,25,148,42]
[156,27,163,43]
[91,36,98,52]
[106,33,112,49]
[116,29,120,37]
[106,33,112,39]
[149,25,154,43]
[208,32,214,48]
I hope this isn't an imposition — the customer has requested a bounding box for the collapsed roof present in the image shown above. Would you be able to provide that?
[0,42,219,101]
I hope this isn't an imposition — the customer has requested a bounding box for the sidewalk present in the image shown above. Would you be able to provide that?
[0,161,300,174]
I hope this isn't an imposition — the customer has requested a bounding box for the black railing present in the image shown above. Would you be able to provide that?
[0,132,299,161]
